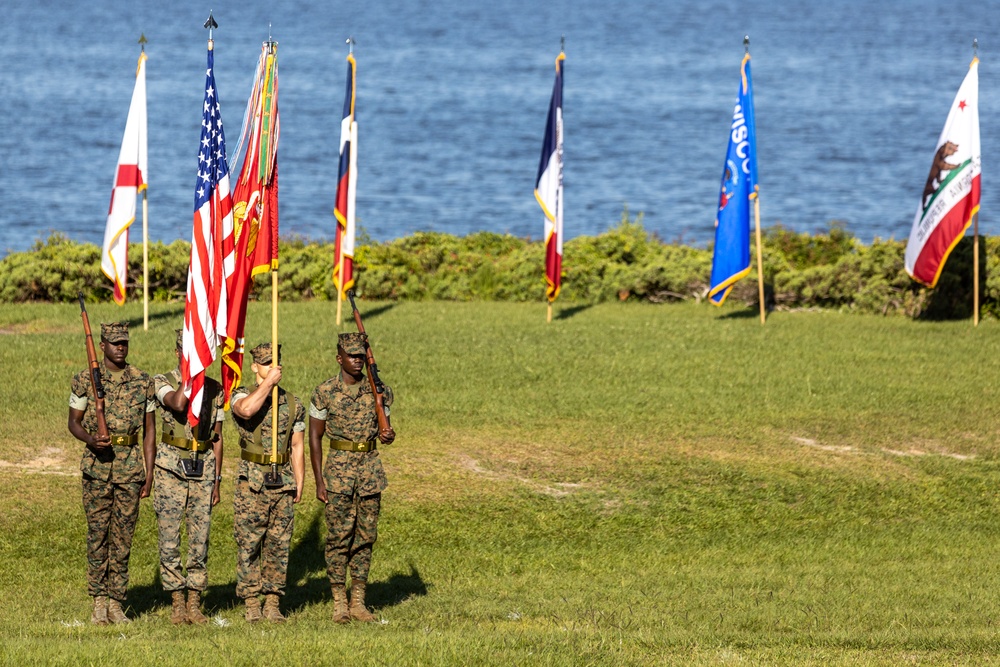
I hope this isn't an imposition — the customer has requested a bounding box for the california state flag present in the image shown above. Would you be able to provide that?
[101,51,148,305]
[905,58,980,287]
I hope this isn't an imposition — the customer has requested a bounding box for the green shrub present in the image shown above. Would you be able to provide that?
[2,213,996,320]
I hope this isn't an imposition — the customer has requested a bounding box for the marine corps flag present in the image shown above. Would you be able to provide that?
[535,49,565,310]
[333,52,357,300]
[905,58,980,288]
[181,38,234,427]
[709,52,758,306]
[221,41,280,407]
[101,50,148,305]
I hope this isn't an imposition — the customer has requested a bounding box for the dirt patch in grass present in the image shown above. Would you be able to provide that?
[0,446,76,476]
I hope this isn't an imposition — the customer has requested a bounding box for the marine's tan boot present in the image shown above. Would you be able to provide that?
[91,596,109,625]
[186,589,208,625]
[170,590,188,625]
[244,597,262,623]
[349,580,376,622]
[107,598,132,624]
[331,585,350,624]
[262,593,286,623]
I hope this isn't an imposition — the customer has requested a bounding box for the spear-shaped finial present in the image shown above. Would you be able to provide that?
[138,33,147,52]
[744,34,750,54]
[561,34,565,53]
[347,36,355,54]
[973,38,979,59]
[204,11,218,35]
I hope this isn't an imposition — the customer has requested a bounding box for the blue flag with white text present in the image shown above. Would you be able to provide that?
[709,53,758,306]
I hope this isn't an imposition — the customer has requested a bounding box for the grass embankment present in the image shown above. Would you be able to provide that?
[2,301,1000,665]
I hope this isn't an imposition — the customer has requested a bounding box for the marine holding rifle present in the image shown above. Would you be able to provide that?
[309,330,395,624]
[153,329,224,625]
[230,342,305,623]
[68,319,156,625]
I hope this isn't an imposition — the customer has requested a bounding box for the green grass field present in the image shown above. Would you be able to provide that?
[3,300,1000,665]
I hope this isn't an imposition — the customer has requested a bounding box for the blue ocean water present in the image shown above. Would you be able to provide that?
[2,0,998,255]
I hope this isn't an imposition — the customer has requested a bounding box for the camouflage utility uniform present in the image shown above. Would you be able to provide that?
[153,367,224,595]
[231,384,305,601]
[310,361,393,589]
[70,355,155,603]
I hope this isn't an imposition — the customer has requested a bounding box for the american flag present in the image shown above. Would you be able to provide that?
[182,42,235,426]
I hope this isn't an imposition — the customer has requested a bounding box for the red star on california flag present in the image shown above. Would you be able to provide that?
[958,99,967,111]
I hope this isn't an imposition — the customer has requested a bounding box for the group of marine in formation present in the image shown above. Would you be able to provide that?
[68,318,395,626]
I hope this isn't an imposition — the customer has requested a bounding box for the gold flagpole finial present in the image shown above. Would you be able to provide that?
[138,33,147,52]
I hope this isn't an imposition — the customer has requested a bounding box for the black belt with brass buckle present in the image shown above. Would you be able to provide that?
[330,439,376,453]
[108,433,139,446]
[161,433,211,453]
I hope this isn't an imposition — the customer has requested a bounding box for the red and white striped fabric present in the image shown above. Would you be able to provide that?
[101,51,147,305]
[181,42,234,427]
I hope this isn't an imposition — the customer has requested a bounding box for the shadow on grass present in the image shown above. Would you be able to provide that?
[368,563,429,610]
[717,307,762,320]
[555,304,592,320]
[360,303,396,321]
[124,500,426,619]
[144,305,186,326]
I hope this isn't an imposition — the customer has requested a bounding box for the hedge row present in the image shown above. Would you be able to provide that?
[2,210,995,319]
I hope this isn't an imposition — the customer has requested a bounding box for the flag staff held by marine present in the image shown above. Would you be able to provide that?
[707,36,763,324]
[334,37,358,326]
[534,37,565,323]
[101,34,148,326]
[256,35,283,487]
[905,40,981,325]
[181,11,235,434]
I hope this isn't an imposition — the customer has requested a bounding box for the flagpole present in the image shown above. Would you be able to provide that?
[142,190,149,330]
[335,253,344,325]
[138,34,149,331]
[754,196,765,324]
[265,37,281,474]
[973,211,980,326]
[972,39,980,328]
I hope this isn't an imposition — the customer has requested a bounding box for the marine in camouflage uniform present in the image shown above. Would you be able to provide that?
[309,332,395,623]
[153,329,225,625]
[230,342,306,623]
[68,321,156,625]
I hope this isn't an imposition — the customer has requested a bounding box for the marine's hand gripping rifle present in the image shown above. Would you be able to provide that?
[346,291,391,434]
[78,293,110,443]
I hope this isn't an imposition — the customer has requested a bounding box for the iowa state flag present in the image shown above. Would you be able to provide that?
[709,53,758,306]
[101,51,148,305]
[535,51,565,303]
[333,53,357,298]
[905,58,980,288]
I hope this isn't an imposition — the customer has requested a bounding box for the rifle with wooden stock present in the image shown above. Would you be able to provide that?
[346,290,391,434]
[78,293,110,443]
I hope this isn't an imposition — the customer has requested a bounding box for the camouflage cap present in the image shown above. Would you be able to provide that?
[338,332,368,355]
[174,328,184,350]
[250,342,281,366]
[101,321,129,343]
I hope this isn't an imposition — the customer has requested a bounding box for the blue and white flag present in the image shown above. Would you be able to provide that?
[709,53,758,306]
